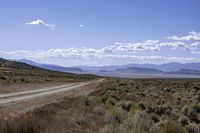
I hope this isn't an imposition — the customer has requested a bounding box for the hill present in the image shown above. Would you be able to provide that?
[115,67,163,74]
[79,62,200,72]
[168,69,200,75]
[18,59,83,73]
[0,58,96,84]
[14,59,200,77]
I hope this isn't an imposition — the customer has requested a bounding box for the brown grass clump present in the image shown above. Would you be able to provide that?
[124,111,155,133]
[157,121,187,133]
[0,107,57,133]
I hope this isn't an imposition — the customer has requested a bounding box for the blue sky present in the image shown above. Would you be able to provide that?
[0,0,200,66]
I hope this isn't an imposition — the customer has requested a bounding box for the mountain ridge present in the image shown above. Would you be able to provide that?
[78,62,200,72]
[15,59,200,77]
[18,59,83,73]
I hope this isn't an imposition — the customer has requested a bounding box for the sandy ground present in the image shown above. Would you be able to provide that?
[0,79,105,117]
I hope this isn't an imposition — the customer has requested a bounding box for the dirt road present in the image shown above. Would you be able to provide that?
[0,79,104,107]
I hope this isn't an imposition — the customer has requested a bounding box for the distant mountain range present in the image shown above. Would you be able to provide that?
[17,59,200,78]
[114,67,200,76]
[78,62,200,72]
[115,67,163,74]
[18,59,83,73]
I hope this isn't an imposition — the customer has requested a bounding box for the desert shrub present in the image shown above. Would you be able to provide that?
[100,90,113,104]
[71,111,87,125]
[185,123,200,133]
[191,103,200,113]
[106,97,119,106]
[0,75,7,80]
[177,97,182,103]
[155,104,172,116]
[153,93,159,99]
[151,113,160,123]
[182,105,189,115]
[45,78,53,82]
[170,112,180,121]
[83,96,97,106]
[146,105,156,113]
[93,106,105,116]
[187,110,200,123]
[178,115,190,126]
[160,115,168,122]
[100,124,125,133]
[138,102,146,110]
[124,92,138,101]
[111,95,120,101]
[104,107,126,125]
[137,92,146,98]
[20,77,25,82]
[120,101,134,112]
[157,121,186,133]
[156,99,165,105]
[194,86,200,91]
[195,95,200,102]
[118,80,128,86]
[123,111,155,133]
[101,101,127,133]
[164,88,171,93]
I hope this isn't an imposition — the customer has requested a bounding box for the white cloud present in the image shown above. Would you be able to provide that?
[2,31,200,64]
[25,19,44,25]
[167,31,200,41]
[102,40,190,53]
[79,24,84,27]
[25,19,56,30]
[0,48,199,63]
[0,40,198,61]
[191,51,200,54]
[103,40,160,52]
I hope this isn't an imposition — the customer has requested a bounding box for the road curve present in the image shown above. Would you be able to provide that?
[0,79,104,106]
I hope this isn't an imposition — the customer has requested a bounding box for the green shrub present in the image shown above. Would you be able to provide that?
[181,105,189,115]
[138,103,146,110]
[0,75,7,80]
[155,104,172,116]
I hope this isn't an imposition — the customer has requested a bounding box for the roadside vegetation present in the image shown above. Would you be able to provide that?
[1,78,200,133]
[0,58,96,93]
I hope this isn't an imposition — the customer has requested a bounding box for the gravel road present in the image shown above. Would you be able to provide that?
[0,79,103,106]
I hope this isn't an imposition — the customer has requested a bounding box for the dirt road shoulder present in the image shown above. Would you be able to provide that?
[0,78,105,117]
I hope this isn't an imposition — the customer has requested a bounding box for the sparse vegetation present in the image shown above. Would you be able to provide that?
[0,58,97,93]
[1,78,200,132]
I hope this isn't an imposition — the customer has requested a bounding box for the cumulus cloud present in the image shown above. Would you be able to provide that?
[167,31,200,41]
[0,40,199,61]
[103,40,160,52]
[2,31,200,63]
[102,40,191,53]
[25,19,56,30]
[0,48,199,63]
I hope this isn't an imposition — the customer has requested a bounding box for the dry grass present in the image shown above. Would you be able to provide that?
[0,58,97,93]
[1,78,200,132]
